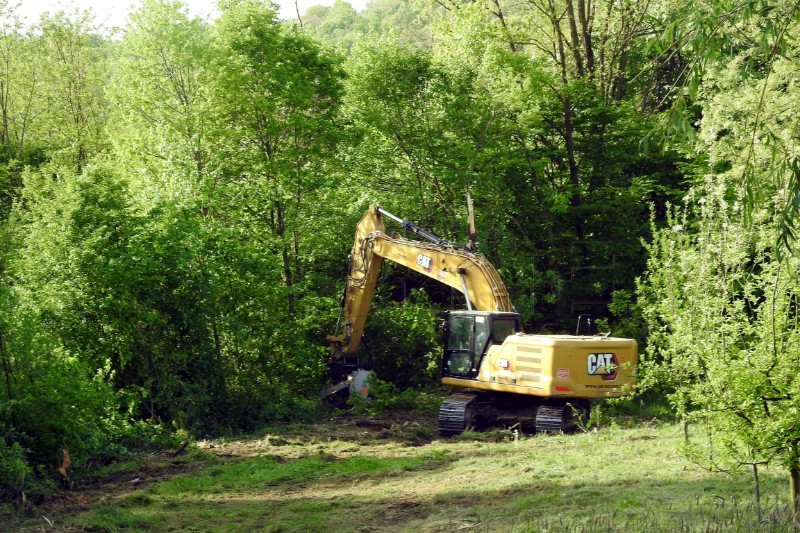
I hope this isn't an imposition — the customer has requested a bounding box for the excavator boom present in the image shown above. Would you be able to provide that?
[326,206,513,367]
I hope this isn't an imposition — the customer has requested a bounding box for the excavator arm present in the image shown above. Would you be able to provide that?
[326,206,513,369]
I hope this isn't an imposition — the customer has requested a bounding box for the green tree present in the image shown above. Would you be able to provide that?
[655,0,800,252]
[302,0,430,50]
[211,0,346,311]
[109,0,213,210]
[639,1,800,517]
[640,186,800,518]
[305,0,366,51]
[342,1,684,328]
[33,9,111,172]
[1,162,169,503]
[363,0,429,47]
[0,2,47,216]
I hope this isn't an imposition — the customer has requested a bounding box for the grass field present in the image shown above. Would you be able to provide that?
[12,412,796,532]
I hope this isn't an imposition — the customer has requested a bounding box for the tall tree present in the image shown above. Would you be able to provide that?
[352,0,684,328]
[211,0,346,311]
[656,0,800,252]
[641,191,800,519]
[34,9,110,173]
[109,0,213,209]
[640,1,800,517]
[307,0,366,51]
[345,39,496,229]
[0,3,45,216]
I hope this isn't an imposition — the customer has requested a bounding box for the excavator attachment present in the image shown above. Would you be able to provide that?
[320,369,371,406]
[324,368,370,398]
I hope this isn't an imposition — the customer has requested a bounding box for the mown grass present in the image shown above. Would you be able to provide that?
[23,421,798,532]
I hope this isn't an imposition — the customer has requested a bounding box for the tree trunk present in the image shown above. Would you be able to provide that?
[565,0,584,76]
[562,95,584,242]
[578,0,594,75]
[791,464,800,523]
[211,316,228,422]
[271,200,296,313]
[293,229,303,283]
[752,463,761,522]
[0,331,17,428]
[282,244,295,314]
[548,0,569,84]
[0,79,10,160]
[491,0,517,52]
[613,49,628,100]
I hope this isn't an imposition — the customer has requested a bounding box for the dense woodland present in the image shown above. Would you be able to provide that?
[2,0,800,510]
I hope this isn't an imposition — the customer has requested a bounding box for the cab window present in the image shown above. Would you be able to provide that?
[493,318,518,344]
[446,316,472,351]
[474,317,489,355]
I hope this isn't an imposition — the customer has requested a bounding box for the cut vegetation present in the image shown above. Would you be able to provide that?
[14,412,794,532]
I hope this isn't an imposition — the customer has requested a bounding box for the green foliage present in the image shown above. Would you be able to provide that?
[656,0,800,254]
[362,290,441,388]
[341,3,688,330]
[639,181,800,488]
[301,0,429,50]
[34,10,111,172]
[638,10,800,506]
[108,0,213,201]
[0,441,30,503]
[603,289,649,341]
[348,376,442,415]
[306,0,366,51]
[0,0,743,511]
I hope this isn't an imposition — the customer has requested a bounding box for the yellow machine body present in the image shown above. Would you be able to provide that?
[443,334,637,398]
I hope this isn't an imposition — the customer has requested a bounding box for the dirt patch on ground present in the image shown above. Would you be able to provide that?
[30,449,203,521]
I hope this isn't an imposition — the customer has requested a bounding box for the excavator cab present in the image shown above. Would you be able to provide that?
[442,311,522,379]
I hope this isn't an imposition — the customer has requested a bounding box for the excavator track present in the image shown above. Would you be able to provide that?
[535,405,568,433]
[438,392,479,435]
[535,403,587,433]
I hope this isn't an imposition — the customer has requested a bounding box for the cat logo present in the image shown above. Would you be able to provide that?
[417,253,433,272]
[587,353,619,381]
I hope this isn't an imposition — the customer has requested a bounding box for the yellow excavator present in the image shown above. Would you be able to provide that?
[325,206,637,435]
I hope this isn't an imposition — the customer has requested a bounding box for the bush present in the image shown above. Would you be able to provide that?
[362,290,442,388]
[0,441,31,503]
[348,377,442,415]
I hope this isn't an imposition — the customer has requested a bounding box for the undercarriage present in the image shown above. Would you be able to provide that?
[437,391,590,435]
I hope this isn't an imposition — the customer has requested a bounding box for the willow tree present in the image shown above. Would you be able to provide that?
[641,191,800,517]
[640,0,800,517]
[659,0,800,252]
